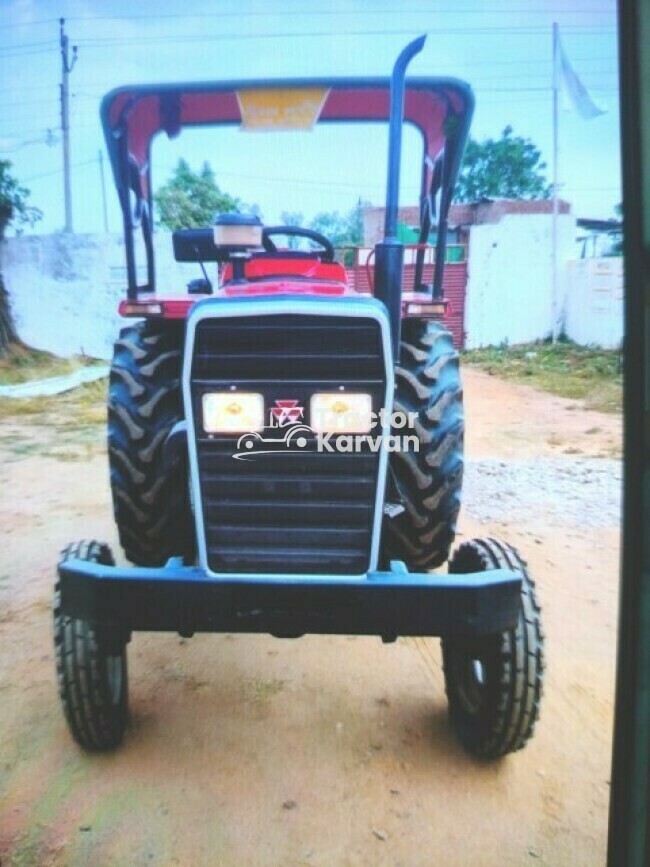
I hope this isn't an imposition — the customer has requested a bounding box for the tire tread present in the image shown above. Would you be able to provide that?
[108,321,188,566]
[442,537,545,759]
[53,541,128,751]
[384,320,463,569]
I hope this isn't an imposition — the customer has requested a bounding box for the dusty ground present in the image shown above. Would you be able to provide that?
[0,369,621,867]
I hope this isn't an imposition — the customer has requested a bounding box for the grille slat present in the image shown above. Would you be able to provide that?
[208,547,365,573]
[205,501,372,528]
[190,310,387,575]
[195,448,380,472]
[200,474,376,505]
[194,377,385,386]
[207,526,368,548]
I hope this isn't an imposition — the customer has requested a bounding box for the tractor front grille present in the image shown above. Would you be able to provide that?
[187,307,389,576]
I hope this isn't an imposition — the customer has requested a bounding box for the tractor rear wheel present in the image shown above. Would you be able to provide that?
[54,541,129,751]
[108,320,191,566]
[383,319,463,570]
[441,538,544,759]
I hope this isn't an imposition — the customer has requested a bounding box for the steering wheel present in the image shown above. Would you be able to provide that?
[262,225,335,262]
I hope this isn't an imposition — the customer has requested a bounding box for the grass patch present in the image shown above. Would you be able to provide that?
[463,340,622,413]
[0,343,101,385]
[0,379,107,424]
[55,379,107,424]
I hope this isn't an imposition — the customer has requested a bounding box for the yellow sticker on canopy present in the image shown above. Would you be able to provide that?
[237,88,329,131]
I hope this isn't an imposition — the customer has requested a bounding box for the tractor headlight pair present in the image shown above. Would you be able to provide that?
[202,392,373,434]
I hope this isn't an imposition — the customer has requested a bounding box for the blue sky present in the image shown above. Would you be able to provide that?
[0,0,620,234]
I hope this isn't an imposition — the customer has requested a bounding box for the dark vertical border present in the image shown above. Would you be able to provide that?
[608,1,650,864]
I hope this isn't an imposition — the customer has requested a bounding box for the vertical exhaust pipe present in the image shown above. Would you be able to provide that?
[374,34,427,357]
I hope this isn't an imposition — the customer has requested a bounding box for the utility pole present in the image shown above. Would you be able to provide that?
[98,149,109,233]
[59,18,77,233]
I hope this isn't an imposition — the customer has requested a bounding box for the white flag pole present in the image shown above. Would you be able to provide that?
[552,21,559,343]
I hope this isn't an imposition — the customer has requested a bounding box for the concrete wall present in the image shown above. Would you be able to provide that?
[463,213,576,348]
[1,232,198,360]
[564,257,624,349]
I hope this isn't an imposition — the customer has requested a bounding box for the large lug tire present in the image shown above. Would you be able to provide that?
[53,541,129,751]
[383,319,463,570]
[108,320,191,566]
[441,538,545,759]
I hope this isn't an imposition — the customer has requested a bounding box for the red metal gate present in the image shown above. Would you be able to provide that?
[344,246,468,349]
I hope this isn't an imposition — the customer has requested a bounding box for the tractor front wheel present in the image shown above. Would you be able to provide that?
[108,320,191,566]
[383,319,463,570]
[441,538,545,759]
[54,541,129,751]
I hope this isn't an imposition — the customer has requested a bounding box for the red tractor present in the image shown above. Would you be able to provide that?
[55,38,543,757]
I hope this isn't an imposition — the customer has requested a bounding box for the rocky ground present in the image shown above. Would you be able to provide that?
[0,368,621,866]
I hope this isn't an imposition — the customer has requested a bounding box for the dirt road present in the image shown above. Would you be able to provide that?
[0,369,621,866]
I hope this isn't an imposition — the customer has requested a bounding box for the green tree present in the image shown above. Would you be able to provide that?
[454,126,551,203]
[308,211,351,247]
[309,199,368,248]
[348,198,367,246]
[278,202,367,258]
[0,160,42,355]
[154,159,243,230]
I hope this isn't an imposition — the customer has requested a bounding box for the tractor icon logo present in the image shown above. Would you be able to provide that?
[269,399,304,427]
[233,400,310,459]
[234,423,313,461]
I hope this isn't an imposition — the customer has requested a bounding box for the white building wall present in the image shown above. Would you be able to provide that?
[564,258,624,349]
[463,213,576,348]
[1,232,199,360]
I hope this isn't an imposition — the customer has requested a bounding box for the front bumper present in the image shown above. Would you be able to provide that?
[58,559,521,640]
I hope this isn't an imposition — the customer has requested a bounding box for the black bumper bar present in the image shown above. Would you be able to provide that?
[58,558,522,640]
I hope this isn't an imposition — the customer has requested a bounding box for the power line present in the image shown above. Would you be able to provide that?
[3,9,613,28]
[18,163,619,196]
[10,54,612,86]
[74,25,616,48]
[0,46,58,58]
[467,72,618,83]
[151,161,620,195]
[0,124,61,139]
[21,157,96,184]
[0,129,59,153]
[1,39,53,52]
[0,5,616,36]
[0,97,62,110]
[0,120,62,134]
[65,6,616,24]
[1,54,613,99]
[0,82,64,93]
[0,17,58,31]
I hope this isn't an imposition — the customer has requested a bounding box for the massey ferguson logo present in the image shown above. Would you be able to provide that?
[269,399,304,427]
